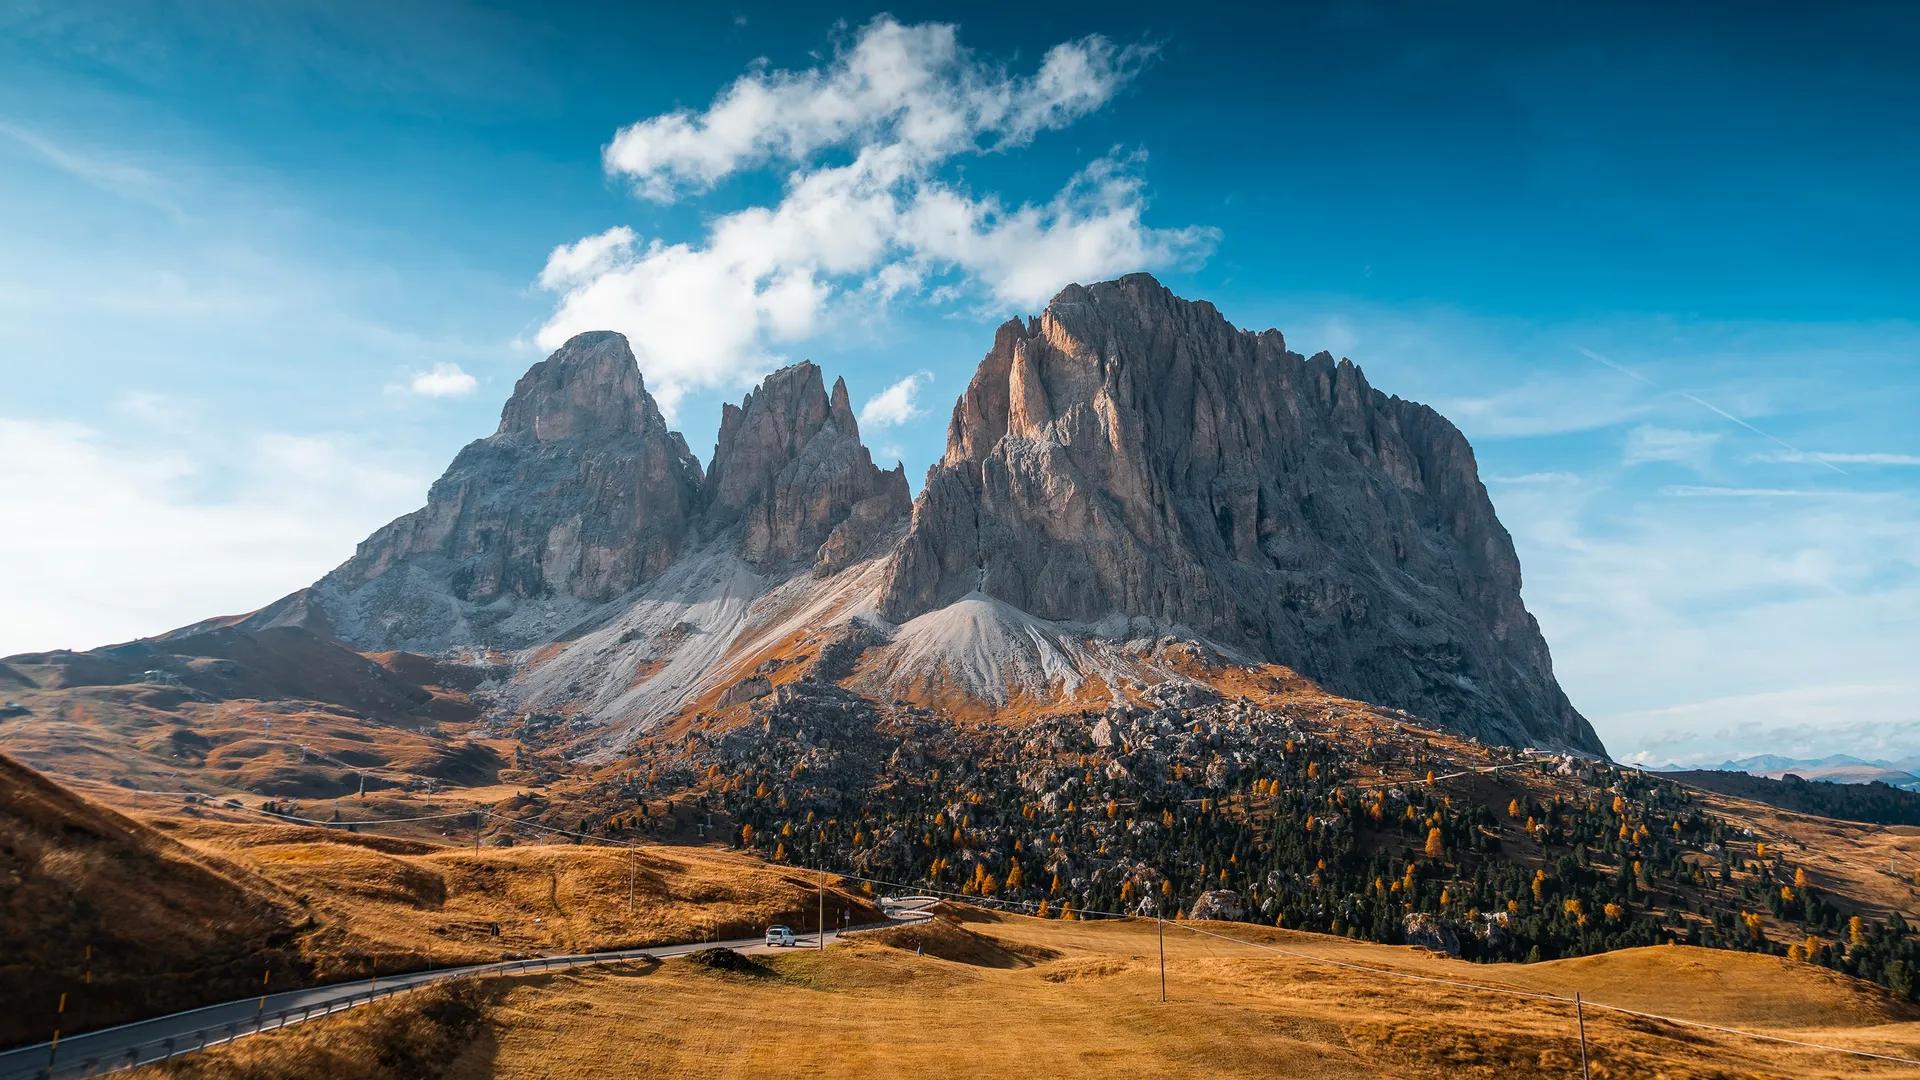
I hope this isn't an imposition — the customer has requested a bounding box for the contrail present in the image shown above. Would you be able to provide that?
[1576,347,1847,475]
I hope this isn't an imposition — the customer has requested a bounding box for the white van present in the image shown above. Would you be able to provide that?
[765,925,796,947]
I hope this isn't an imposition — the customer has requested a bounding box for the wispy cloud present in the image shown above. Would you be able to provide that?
[1577,346,1846,474]
[1753,449,1920,467]
[0,416,431,654]
[1623,425,1720,472]
[1659,484,1878,499]
[0,120,184,219]
[1439,373,1652,438]
[1613,688,1920,763]
[1494,460,1920,763]
[1485,471,1587,487]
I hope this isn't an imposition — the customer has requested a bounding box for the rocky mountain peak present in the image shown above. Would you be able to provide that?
[705,361,909,571]
[829,374,857,432]
[882,273,1602,754]
[495,330,671,443]
[246,333,705,650]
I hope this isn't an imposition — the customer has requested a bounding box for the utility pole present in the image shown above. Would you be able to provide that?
[256,967,269,1031]
[1158,916,1167,1003]
[1575,992,1590,1079]
[47,991,65,1072]
[818,872,827,950]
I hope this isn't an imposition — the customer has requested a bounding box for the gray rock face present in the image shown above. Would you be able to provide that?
[704,361,910,572]
[878,274,1601,754]
[1403,911,1463,955]
[1188,889,1247,922]
[249,342,909,653]
[255,332,705,649]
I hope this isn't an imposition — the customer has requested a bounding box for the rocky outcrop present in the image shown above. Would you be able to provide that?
[879,274,1601,754]
[704,361,910,572]
[1188,890,1248,922]
[250,332,705,650]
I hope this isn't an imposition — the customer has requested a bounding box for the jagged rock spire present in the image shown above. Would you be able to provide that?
[705,361,909,571]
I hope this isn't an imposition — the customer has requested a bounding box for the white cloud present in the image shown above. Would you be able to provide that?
[404,362,478,397]
[0,418,430,655]
[1485,471,1587,487]
[1612,687,1920,764]
[1754,449,1920,467]
[1622,425,1720,472]
[1438,372,1654,438]
[1659,484,1875,499]
[898,152,1216,307]
[602,18,1151,201]
[860,371,933,429]
[538,227,638,290]
[537,17,1213,416]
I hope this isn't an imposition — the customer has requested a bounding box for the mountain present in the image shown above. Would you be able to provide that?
[30,278,1920,1013]
[879,275,1598,753]
[1660,767,1920,826]
[143,275,1598,756]
[1653,754,1920,791]
[241,331,707,651]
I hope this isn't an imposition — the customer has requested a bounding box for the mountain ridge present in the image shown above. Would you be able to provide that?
[161,275,1595,755]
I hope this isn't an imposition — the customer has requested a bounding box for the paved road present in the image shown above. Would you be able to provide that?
[0,900,934,1080]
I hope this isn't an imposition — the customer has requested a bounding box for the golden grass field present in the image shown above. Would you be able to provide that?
[2,752,873,1047]
[159,817,878,977]
[138,906,1920,1080]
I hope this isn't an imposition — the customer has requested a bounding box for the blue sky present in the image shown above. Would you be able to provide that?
[2,1,1915,764]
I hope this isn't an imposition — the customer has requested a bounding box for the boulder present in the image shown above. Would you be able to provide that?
[1188,890,1247,922]
[1403,912,1462,956]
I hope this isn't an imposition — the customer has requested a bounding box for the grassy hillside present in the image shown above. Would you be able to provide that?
[1669,770,1920,827]
[138,906,1920,1079]
[0,752,307,1047]
[1,757,874,1048]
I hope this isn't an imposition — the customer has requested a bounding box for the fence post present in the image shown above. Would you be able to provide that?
[1158,916,1167,1003]
[1575,992,1590,1080]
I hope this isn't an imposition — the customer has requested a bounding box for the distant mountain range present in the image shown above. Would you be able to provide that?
[1645,753,1920,791]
